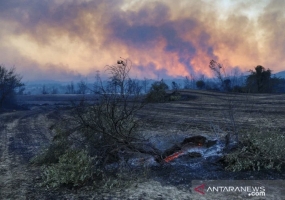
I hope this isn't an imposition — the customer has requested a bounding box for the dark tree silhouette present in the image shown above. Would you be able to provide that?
[142,77,149,93]
[183,76,191,89]
[106,58,131,95]
[209,60,225,89]
[51,86,58,94]
[66,82,75,94]
[0,65,24,110]
[77,80,88,94]
[196,80,205,90]
[146,79,169,102]
[171,81,180,91]
[246,65,272,93]
[42,85,48,94]
[126,78,142,95]
[223,79,231,92]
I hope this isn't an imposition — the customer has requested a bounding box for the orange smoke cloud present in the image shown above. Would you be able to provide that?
[0,0,284,81]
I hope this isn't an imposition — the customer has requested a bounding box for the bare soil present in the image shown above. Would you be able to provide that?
[1,90,285,199]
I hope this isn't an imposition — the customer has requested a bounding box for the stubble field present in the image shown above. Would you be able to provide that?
[0,90,285,199]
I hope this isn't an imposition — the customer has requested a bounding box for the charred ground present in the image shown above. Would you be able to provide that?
[0,90,285,199]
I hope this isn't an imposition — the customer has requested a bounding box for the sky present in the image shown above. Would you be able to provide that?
[0,0,284,82]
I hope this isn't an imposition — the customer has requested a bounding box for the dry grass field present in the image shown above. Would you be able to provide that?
[139,90,285,139]
[0,90,285,199]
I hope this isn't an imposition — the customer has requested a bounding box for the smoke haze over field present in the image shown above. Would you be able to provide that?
[0,0,284,81]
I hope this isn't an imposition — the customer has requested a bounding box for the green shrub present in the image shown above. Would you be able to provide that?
[146,80,169,102]
[224,128,285,171]
[169,94,181,101]
[41,149,101,188]
[165,90,182,101]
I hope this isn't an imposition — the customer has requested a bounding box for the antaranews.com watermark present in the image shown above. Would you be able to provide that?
[191,180,285,199]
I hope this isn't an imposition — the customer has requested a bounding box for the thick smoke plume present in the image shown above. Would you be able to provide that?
[0,0,284,81]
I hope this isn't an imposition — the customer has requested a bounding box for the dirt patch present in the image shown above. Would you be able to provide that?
[0,107,56,199]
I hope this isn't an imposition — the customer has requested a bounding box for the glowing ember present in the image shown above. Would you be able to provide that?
[164,151,184,163]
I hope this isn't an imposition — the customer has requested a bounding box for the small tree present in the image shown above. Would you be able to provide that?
[126,78,142,95]
[51,86,58,94]
[142,77,149,93]
[94,71,101,94]
[171,81,180,91]
[196,80,205,90]
[106,58,131,95]
[184,76,191,89]
[66,82,75,94]
[0,65,24,110]
[42,85,48,94]
[184,74,196,89]
[77,80,88,94]
[209,60,231,91]
[223,79,232,92]
[146,79,169,102]
[246,65,272,93]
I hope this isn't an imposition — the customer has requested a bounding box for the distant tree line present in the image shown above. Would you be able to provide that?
[39,63,283,95]
[188,60,285,94]
[1,58,284,111]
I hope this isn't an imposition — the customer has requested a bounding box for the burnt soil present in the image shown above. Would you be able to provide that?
[1,90,285,199]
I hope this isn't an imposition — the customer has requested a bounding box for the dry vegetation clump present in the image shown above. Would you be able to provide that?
[40,149,100,188]
[146,80,169,103]
[146,80,184,102]
[33,96,151,189]
[224,128,285,172]
[32,59,160,189]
